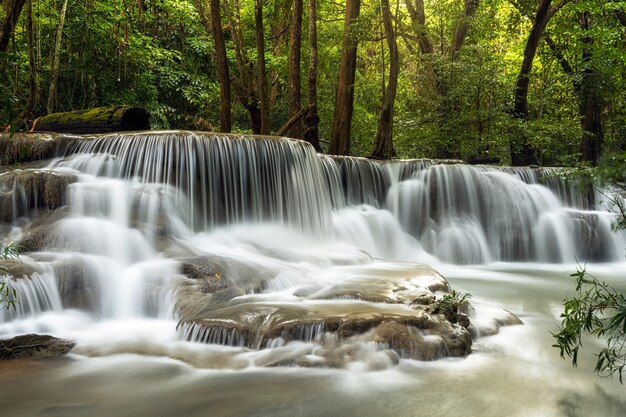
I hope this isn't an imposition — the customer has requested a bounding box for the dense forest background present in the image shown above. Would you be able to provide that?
[0,0,624,166]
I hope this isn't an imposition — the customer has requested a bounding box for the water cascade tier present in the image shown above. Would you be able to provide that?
[0,131,623,371]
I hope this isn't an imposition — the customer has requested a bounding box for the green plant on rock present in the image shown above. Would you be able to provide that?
[0,242,20,310]
[554,266,626,383]
[432,290,472,315]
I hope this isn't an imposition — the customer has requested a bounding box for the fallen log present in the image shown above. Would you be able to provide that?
[32,106,150,134]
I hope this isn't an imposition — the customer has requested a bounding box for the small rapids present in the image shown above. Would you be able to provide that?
[0,131,625,417]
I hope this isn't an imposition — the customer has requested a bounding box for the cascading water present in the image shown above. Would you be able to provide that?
[1,131,625,417]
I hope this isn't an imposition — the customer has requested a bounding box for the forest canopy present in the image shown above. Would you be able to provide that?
[0,0,624,166]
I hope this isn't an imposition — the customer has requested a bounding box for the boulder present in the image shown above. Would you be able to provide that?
[52,258,100,311]
[18,208,69,252]
[176,260,521,366]
[0,334,74,360]
[177,254,278,319]
[0,170,77,222]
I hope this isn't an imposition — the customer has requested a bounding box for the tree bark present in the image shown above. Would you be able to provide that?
[370,0,398,159]
[450,0,480,59]
[193,0,232,132]
[579,12,602,165]
[208,0,232,132]
[223,0,261,133]
[404,0,433,55]
[32,106,150,134]
[255,0,271,135]
[329,0,361,156]
[510,0,552,166]
[47,0,69,114]
[286,0,302,138]
[0,0,26,53]
[23,0,38,120]
[303,0,321,151]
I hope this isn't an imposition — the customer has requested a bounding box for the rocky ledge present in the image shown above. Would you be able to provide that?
[0,334,74,360]
[176,257,522,368]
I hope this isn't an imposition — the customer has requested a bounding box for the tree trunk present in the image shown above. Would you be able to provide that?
[209,0,232,132]
[450,0,480,59]
[47,0,69,115]
[370,0,398,159]
[222,0,260,133]
[23,0,38,120]
[255,0,271,135]
[286,0,303,138]
[303,0,321,151]
[0,0,26,53]
[404,0,433,55]
[580,12,602,165]
[510,0,552,166]
[32,106,150,134]
[329,0,360,156]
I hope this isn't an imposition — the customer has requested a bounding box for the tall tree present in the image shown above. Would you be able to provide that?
[329,0,361,155]
[0,0,26,52]
[194,0,232,132]
[404,0,433,55]
[510,0,571,166]
[255,0,270,134]
[23,0,37,120]
[302,0,321,151]
[47,0,69,114]
[286,0,302,138]
[451,0,480,59]
[370,0,398,159]
[579,11,602,165]
[223,0,262,133]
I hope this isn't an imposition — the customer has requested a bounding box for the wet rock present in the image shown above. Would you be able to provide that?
[410,293,435,306]
[180,299,472,361]
[0,170,77,223]
[18,208,69,252]
[52,258,100,311]
[0,334,74,360]
[305,264,450,304]
[0,258,45,278]
[0,132,91,166]
[177,255,278,319]
[457,313,471,328]
[568,212,613,261]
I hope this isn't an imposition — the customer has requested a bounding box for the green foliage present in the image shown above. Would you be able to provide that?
[433,290,472,314]
[1,0,624,161]
[553,266,626,383]
[0,243,20,311]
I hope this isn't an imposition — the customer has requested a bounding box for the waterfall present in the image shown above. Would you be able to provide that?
[40,131,624,266]
[51,131,334,237]
[1,131,624,356]
[2,131,626,415]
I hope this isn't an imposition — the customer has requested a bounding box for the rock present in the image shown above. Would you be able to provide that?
[52,258,100,311]
[18,208,69,252]
[0,258,46,278]
[457,313,471,328]
[177,255,278,319]
[0,334,74,360]
[0,170,77,223]
[180,298,472,361]
[410,293,436,305]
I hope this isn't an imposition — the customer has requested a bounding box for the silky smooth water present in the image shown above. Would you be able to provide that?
[0,132,624,416]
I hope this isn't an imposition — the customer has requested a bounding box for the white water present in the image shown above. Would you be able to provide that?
[0,132,625,416]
